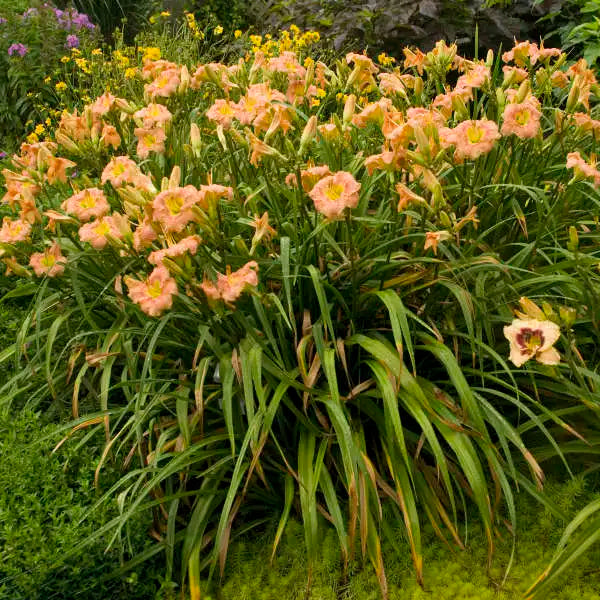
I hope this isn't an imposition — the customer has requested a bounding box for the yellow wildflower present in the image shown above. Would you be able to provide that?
[316,88,326,98]
[377,52,396,67]
[311,98,321,107]
[149,15,157,24]
[60,55,70,63]
[249,35,262,46]
[91,48,103,56]
[44,76,51,84]
[27,132,39,143]
[304,56,315,68]
[45,118,51,126]
[55,81,67,91]
[160,10,171,17]
[214,25,223,35]
[35,124,45,135]
[143,47,161,61]
[234,29,242,38]
[70,48,81,56]
[125,67,137,79]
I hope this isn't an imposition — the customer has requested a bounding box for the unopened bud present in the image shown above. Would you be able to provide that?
[55,132,80,154]
[414,76,424,97]
[216,124,228,150]
[190,123,201,156]
[169,165,181,189]
[568,225,579,251]
[566,76,581,112]
[299,115,317,152]
[343,94,356,126]
[515,79,531,104]
[485,49,494,67]
[451,93,469,120]
[559,306,576,327]
[114,98,135,114]
[178,65,190,94]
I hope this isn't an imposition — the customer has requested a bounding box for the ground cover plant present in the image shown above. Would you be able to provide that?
[1,19,600,599]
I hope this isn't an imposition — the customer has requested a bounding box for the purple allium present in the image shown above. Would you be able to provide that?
[0,152,7,159]
[8,43,28,57]
[65,34,79,49]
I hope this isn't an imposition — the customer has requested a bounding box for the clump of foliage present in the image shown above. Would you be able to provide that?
[538,0,600,67]
[0,409,163,599]
[0,2,99,153]
[1,18,600,600]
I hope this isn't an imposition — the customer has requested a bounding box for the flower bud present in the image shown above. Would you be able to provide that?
[178,65,190,94]
[190,123,201,156]
[559,306,576,327]
[169,165,181,189]
[343,94,356,126]
[299,115,317,153]
[55,132,80,154]
[216,124,228,150]
[566,76,581,112]
[485,49,494,67]
[451,93,469,120]
[414,76,424,98]
[515,79,531,104]
[568,225,579,251]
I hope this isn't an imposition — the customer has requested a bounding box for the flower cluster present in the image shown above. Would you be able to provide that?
[0,34,596,354]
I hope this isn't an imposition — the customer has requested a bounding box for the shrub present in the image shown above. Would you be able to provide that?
[1,23,600,599]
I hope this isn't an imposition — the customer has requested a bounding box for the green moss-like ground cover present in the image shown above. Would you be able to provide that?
[214,478,600,600]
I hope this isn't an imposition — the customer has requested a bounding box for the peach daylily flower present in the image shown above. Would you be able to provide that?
[45,156,76,185]
[308,171,361,220]
[364,150,405,175]
[503,318,561,367]
[250,212,276,247]
[423,230,452,255]
[145,69,180,99]
[134,103,172,128]
[198,184,234,211]
[100,125,121,149]
[134,127,166,159]
[454,64,490,99]
[133,216,157,251]
[148,235,202,265]
[501,98,542,139]
[101,156,154,192]
[439,120,500,161]
[201,261,259,304]
[352,98,393,128]
[90,91,116,118]
[502,41,539,67]
[152,186,201,233]
[29,242,65,277]
[206,99,236,129]
[78,215,123,249]
[62,188,110,221]
[566,152,600,187]
[125,265,178,317]
[0,217,32,243]
[295,165,333,193]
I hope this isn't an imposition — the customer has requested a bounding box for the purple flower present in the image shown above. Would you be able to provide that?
[0,17,7,25]
[72,12,95,30]
[21,8,37,19]
[0,152,7,160]
[8,43,28,57]
[65,34,79,49]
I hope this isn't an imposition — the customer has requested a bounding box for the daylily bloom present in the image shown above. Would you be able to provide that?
[45,156,76,185]
[566,152,600,187]
[423,230,452,255]
[78,215,123,249]
[62,188,110,221]
[100,125,121,149]
[308,171,361,220]
[0,216,31,243]
[134,127,166,158]
[152,186,202,232]
[125,265,178,316]
[501,97,542,139]
[148,235,202,265]
[134,103,173,128]
[201,261,259,304]
[503,318,561,367]
[29,243,65,277]
[206,99,236,129]
[439,120,500,161]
